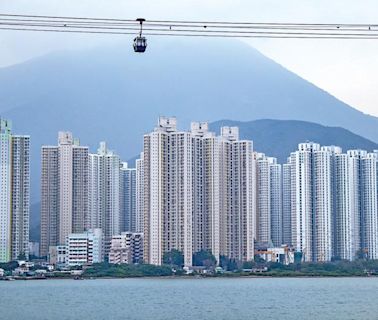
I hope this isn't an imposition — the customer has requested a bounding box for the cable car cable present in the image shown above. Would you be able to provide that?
[2,26,378,39]
[2,21,378,38]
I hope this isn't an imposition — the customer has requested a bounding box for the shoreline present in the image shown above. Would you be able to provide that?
[2,274,377,281]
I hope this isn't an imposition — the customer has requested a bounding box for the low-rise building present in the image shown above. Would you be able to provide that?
[66,229,103,267]
[109,232,143,264]
[48,229,103,267]
[48,245,67,268]
[255,245,295,265]
[12,266,29,276]
[18,260,34,268]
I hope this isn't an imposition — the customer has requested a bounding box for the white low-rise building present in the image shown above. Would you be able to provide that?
[255,246,295,265]
[66,229,103,267]
[48,229,103,267]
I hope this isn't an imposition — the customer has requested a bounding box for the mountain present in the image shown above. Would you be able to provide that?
[1,38,378,202]
[210,119,378,163]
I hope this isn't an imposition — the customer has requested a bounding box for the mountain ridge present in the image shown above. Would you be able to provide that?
[1,38,378,202]
[209,119,378,163]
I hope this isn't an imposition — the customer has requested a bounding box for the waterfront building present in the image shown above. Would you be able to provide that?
[256,153,271,244]
[334,150,378,260]
[288,142,320,262]
[120,162,137,232]
[191,122,221,263]
[48,245,67,267]
[288,143,340,262]
[143,117,193,266]
[360,152,378,259]
[109,232,143,264]
[255,245,295,265]
[0,119,30,262]
[282,163,292,246]
[135,155,144,234]
[313,146,341,262]
[40,132,88,257]
[218,126,255,263]
[66,229,103,266]
[0,119,12,263]
[286,142,378,262]
[142,118,256,266]
[334,151,361,260]
[49,229,103,267]
[88,142,121,255]
[255,154,282,247]
[269,157,282,247]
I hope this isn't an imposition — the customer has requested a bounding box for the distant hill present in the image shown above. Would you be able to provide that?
[1,38,378,201]
[210,119,378,163]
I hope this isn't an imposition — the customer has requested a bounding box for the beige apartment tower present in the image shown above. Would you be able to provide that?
[40,132,88,257]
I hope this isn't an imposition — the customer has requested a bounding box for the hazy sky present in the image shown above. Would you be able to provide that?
[1,0,378,116]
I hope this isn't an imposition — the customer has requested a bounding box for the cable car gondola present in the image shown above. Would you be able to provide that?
[133,18,147,53]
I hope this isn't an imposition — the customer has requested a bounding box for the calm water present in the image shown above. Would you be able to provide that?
[1,277,378,319]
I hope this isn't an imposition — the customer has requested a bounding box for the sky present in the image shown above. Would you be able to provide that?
[1,0,378,117]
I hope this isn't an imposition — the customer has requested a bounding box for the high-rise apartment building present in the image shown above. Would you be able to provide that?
[40,146,59,258]
[255,154,282,247]
[256,153,271,244]
[360,152,378,259]
[120,162,137,232]
[288,142,319,262]
[191,122,221,262]
[88,142,121,254]
[135,155,144,234]
[0,119,30,263]
[334,150,378,260]
[288,143,340,262]
[11,135,31,260]
[143,117,193,266]
[334,152,361,260]
[286,143,378,262]
[219,127,255,262]
[269,157,282,247]
[282,163,292,246]
[40,132,88,257]
[142,119,256,266]
[313,146,340,262]
[0,119,12,263]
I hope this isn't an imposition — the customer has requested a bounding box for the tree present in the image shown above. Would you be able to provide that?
[163,249,184,267]
[254,255,266,264]
[219,255,240,271]
[17,253,27,261]
[0,261,19,271]
[294,252,303,264]
[356,249,368,260]
[242,260,256,269]
[193,250,217,268]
